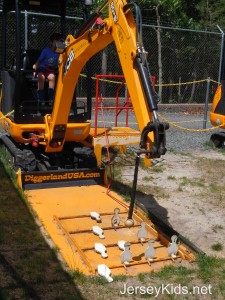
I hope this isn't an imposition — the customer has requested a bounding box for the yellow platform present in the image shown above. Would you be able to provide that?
[89,127,140,166]
[25,184,194,276]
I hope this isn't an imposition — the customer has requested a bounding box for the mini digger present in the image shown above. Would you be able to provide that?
[0,0,167,186]
[210,44,225,147]
[1,1,167,188]
[0,0,195,276]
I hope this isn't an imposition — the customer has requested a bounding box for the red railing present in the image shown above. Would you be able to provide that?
[94,74,156,137]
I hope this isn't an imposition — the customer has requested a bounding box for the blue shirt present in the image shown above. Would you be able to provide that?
[38,47,59,69]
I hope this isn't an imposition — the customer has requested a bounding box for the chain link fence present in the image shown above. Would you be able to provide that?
[0,10,223,104]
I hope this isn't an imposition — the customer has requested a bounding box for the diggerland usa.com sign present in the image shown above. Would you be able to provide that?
[22,170,104,185]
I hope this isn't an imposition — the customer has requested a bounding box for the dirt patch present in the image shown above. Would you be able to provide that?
[118,149,225,257]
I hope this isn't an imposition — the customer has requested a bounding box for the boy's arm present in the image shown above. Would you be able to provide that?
[33,48,46,70]
[33,60,39,70]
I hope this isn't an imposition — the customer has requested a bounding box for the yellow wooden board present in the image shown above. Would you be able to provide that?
[25,184,194,276]
[26,185,122,273]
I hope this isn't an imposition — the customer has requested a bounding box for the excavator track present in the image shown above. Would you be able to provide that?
[210,132,225,148]
[0,134,101,187]
[0,134,36,171]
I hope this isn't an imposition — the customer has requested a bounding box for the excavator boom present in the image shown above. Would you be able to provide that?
[44,0,168,157]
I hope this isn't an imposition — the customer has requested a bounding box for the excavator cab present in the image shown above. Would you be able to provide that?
[0,0,99,175]
[1,0,89,124]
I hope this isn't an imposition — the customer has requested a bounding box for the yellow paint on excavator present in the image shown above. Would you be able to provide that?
[25,184,194,276]
[90,127,141,166]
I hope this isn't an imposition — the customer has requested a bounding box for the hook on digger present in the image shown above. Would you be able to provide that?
[140,121,169,159]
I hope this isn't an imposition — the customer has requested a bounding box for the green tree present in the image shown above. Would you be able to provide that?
[130,0,203,102]
[197,0,225,31]
[135,0,202,27]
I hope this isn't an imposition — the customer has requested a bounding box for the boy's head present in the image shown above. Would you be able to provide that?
[50,32,63,42]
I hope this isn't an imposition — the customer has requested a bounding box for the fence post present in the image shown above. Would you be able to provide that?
[217,25,224,84]
[203,77,210,129]
[24,10,28,49]
[178,77,181,102]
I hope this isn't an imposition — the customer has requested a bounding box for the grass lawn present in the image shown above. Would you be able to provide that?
[0,161,83,300]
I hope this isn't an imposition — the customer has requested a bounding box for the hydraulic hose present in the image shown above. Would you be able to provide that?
[124,2,158,118]
[134,56,158,117]
[123,2,143,47]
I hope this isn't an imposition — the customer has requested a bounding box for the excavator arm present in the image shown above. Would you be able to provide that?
[44,0,168,158]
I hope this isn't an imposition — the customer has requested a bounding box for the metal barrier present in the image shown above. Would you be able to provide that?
[94,74,156,136]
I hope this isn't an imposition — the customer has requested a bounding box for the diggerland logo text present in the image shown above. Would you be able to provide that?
[24,172,101,183]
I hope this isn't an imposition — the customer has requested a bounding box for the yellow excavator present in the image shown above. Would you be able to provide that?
[210,84,225,147]
[0,0,195,276]
[210,46,225,147]
[0,0,168,186]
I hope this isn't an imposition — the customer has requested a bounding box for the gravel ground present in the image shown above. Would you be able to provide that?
[97,104,216,153]
[0,102,215,153]
[158,111,212,153]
